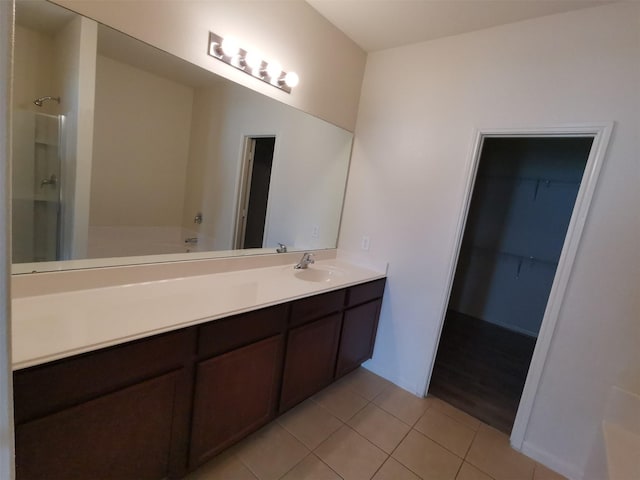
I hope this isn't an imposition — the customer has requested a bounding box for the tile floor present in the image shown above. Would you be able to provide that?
[186,368,566,480]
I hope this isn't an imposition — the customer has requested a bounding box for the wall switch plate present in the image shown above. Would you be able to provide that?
[311,225,320,238]
[361,236,370,251]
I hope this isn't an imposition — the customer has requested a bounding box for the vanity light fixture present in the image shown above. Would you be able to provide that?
[265,61,282,80]
[208,32,298,93]
[220,36,240,58]
[244,51,263,75]
[282,71,299,88]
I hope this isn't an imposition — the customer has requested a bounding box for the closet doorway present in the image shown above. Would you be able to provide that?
[429,136,594,433]
[234,136,276,249]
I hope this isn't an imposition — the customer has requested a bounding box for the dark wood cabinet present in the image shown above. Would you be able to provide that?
[336,299,382,377]
[280,313,342,412]
[346,279,386,308]
[189,334,284,468]
[13,329,193,425]
[13,329,195,480]
[336,279,386,378]
[16,372,179,480]
[189,306,287,467]
[289,289,345,327]
[197,305,287,358]
[12,277,385,479]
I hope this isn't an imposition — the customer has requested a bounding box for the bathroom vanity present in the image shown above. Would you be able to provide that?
[8,1,380,477]
[11,260,385,479]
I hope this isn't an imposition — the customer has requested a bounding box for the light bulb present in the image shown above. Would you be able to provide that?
[266,61,282,80]
[284,72,299,88]
[209,41,219,57]
[245,51,262,73]
[221,37,240,57]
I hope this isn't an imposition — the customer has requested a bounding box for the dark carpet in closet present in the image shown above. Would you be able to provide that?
[429,310,537,433]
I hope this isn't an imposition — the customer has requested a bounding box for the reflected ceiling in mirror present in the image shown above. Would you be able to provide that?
[11,0,353,274]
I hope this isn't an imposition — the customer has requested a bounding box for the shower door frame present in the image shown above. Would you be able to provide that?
[426,123,612,458]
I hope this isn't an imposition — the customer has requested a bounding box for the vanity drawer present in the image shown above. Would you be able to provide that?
[346,279,386,307]
[289,289,346,327]
[197,304,287,358]
[13,329,193,424]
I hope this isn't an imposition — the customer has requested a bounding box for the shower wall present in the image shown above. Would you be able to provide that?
[11,111,36,263]
[12,26,55,263]
[12,110,63,263]
[13,17,97,262]
[12,26,62,263]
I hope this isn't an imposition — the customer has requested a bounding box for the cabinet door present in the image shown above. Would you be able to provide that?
[15,372,178,480]
[189,335,284,468]
[280,313,342,412]
[336,299,382,378]
[14,329,191,425]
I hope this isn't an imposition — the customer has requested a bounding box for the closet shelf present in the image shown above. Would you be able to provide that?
[477,174,580,186]
[467,245,558,266]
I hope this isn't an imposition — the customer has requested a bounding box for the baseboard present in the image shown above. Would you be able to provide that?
[520,441,583,480]
[604,386,640,434]
[361,360,423,396]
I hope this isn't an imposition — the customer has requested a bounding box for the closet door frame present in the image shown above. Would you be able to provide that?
[427,123,613,451]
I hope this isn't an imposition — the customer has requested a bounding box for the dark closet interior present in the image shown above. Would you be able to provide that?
[429,136,593,433]
[243,137,275,249]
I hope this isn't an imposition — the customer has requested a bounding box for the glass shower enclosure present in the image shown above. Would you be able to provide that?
[12,110,64,263]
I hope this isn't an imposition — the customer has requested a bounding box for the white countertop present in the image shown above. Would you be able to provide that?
[11,259,385,370]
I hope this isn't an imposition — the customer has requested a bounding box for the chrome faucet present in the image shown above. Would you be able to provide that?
[294,252,315,269]
[276,243,287,253]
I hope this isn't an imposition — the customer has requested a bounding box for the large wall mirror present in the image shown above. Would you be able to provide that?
[12,0,353,274]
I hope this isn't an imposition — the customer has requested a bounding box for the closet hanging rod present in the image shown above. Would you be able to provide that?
[466,245,558,266]
[477,174,580,186]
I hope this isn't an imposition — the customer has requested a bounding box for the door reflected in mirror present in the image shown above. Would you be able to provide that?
[235,136,276,250]
[12,0,352,274]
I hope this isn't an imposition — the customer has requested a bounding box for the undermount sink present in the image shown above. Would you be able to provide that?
[291,264,345,283]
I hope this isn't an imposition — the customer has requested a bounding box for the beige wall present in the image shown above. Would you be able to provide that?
[182,84,224,244]
[54,15,97,260]
[90,54,194,227]
[184,82,352,252]
[51,0,366,132]
[339,3,640,478]
[12,26,55,113]
[217,84,352,252]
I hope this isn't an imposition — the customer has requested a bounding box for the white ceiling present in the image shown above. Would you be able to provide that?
[305,0,613,52]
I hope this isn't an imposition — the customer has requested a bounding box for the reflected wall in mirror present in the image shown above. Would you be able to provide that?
[12,0,353,273]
